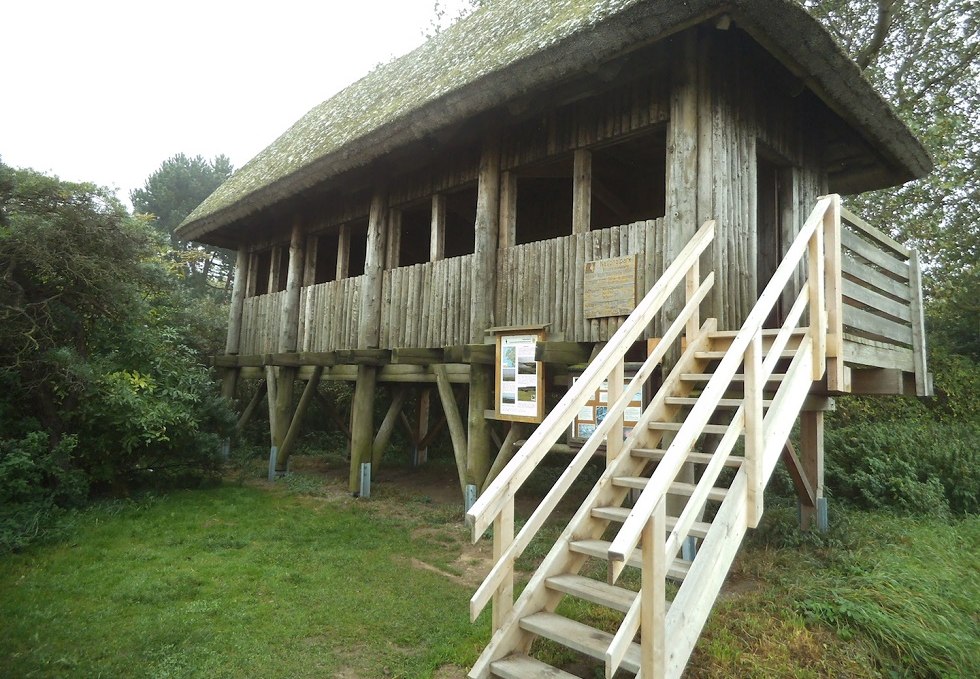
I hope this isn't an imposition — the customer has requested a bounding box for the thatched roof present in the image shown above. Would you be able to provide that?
[177,0,931,243]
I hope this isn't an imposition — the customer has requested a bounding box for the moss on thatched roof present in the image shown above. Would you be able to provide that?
[177,0,931,243]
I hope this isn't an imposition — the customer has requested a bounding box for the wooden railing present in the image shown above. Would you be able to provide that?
[602,194,844,677]
[466,219,716,629]
[495,219,665,343]
[299,275,364,351]
[240,290,288,355]
[840,208,929,395]
[379,254,475,349]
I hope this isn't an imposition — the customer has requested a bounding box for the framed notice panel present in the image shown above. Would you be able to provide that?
[495,329,545,423]
[569,374,643,444]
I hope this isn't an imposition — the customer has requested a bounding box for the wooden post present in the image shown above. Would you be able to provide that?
[386,208,402,270]
[359,190,388,348]
[430,194,446,262]
[349,364,378,494]
[235,380,267,434]
[277,366,324,463]
[303,234,318,287]
[415,388,432,464]
[482,422,525,490]
[665,30,699,332]
[467,363,494,491]
[606,359,624,466]
[823,194,845,391]
[226,248,249,355]
[268,244,283,293]
[492,496,514,630]
[572,148,592,235]
[245,251,258,298]
[799,410,825,530]
[336,224,351,280]
[908,250,929,396]
[744,333,764,528]
[470,137,501,343]
[271,219,306,473]
[640,500,666,677]
[498,171,517,250]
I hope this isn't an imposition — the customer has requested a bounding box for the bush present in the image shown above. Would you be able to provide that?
[825,421,979,516]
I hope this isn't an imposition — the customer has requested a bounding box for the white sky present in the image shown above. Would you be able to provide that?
[0,0,472,206]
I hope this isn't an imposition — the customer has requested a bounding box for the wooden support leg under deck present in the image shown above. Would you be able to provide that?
[349,365,378,494]
[467,364,494,493]
[271,367,297,476]
[798,410,826,530]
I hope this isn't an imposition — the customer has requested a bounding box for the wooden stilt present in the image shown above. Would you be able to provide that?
[799,410,825,530]
[434,364,469,499]
[235,380,268,434]
[277,367,324,465]
[467,363,494,492]
[349,364,378,494]
[415,388,432,465]
[372,386,409,468]
[482,422,525,491]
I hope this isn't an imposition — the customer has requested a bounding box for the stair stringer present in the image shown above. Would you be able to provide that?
[467,321,718,679]
[659,331,819,678]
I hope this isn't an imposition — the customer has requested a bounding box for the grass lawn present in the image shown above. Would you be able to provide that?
[1,459,977,678]
[0,475,490,678]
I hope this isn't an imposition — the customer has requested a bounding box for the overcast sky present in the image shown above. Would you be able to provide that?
[0,0,471,206]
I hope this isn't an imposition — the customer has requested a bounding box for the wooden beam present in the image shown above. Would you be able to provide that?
[534,341,592,365]
[780,440,816,508]
[268,244,283,294]
[333,349,390,365]
[372,387,409,468]
[349,364,377,493]
[430,194,446,262]
[302,233,318,288]
[391,348,444,364]
[572,148,592,235]
[849,368,913,395]
[463,344,495,365]
[245,251,258,298]
[434,364,469,499]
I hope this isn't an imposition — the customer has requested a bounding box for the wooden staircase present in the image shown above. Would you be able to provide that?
[466,197,846,678]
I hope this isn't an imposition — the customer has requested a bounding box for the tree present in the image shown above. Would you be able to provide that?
[0,160,233,549]
[803,0,980,359]
[131,153,235,293]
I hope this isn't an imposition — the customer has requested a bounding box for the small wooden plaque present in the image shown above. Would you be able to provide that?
[583,255,637,319]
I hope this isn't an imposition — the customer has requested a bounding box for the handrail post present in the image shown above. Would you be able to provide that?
[685,258,700,346]
[744,333,764,528]
[808,216,826,381]
[641,499,666,678]
[491,495,515,631]
[606,359,625,466]
[822,195,845,391]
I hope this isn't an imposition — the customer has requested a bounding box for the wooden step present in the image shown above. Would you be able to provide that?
[665,396,771,408]
[545,573,636,613]
[612,477,729,502]
[568,539,691,579]
[695,349,797,361]
[519,612,641,674]
[490,653,580,679]
[708,328,807,339]
[680,372,786,383]
[648,421,736,435]
[591,506,713,538]
[631,447,744,467]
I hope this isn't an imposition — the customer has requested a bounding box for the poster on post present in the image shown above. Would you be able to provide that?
[496,331,545,423]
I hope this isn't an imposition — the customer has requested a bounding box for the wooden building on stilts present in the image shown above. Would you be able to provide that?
[178,1,933,676]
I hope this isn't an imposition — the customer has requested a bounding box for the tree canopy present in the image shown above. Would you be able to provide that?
[131,153,235,292]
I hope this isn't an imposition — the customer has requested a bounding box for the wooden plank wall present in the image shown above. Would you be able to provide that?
[495,220,663,342]
[240,290,287,355]
[838,212,917,371]
[300,276,364,351]
[378,254,475,349]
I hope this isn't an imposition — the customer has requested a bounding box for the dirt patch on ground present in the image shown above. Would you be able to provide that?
[431,664,468,679]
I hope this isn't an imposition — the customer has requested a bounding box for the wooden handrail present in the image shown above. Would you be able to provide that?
[606,194,839,571]
[466,219,716,539]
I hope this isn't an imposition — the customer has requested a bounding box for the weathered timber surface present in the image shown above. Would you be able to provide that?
[496,220,662,342]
